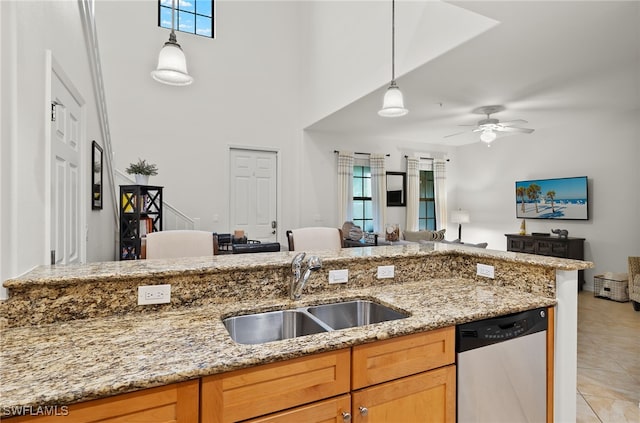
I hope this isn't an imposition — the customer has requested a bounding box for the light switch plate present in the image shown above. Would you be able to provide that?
[138,284,171,305]
[328,269,349,284]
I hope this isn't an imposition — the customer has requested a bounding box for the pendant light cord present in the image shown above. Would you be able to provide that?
[171,0,176,37]
[391,0,395,82]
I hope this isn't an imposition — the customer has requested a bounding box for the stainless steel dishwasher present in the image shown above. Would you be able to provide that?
[456,307,548,422]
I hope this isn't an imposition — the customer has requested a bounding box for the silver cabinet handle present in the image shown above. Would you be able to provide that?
[342,411,352,422]
[359,406,369,416]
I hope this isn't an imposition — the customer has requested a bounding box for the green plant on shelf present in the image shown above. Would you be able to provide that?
[125,159,158,176]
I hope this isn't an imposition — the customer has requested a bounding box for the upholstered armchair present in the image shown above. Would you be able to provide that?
[629,257,640,311]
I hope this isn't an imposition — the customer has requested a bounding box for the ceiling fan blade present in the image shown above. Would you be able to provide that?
[443,130,469,138]
[497,126,535,134]
[499,119,528,126]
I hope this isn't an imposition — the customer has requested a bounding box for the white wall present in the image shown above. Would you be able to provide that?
[96,1,304,243]
[450,109,640,290]
[0,1,115,299]
[300,0,496,127]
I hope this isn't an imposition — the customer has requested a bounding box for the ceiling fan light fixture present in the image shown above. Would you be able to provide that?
[480,129,497,144]
[378,81,408,117]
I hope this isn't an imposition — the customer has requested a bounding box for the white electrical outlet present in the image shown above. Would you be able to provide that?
[477,264,495,279]
[138,284,171,305]
[377,265,395,279]
[328,269,349,284]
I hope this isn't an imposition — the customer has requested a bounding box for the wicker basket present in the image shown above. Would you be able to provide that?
[594,274,629,302]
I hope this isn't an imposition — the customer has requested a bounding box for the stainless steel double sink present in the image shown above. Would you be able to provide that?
[223,300,409,345]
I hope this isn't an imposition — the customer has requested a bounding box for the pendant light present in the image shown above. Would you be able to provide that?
[378,0,407,117]
[151,0,193,86]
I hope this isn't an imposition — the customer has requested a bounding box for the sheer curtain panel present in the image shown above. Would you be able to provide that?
[370,154,387,234]
[405,157,420,231]
[434,159,447,230]
[337,151,354,225]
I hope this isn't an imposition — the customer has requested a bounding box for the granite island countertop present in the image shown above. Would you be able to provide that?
[1,277,555,411]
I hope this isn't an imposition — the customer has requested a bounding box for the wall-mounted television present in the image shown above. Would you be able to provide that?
[515,176,588,220]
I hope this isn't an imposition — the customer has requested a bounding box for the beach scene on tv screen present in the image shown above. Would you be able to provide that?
[515,177,588,219]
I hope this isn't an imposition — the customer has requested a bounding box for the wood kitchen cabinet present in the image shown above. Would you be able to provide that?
[351,328,456,423]
[5,379,199,422]
[200,328,455,423]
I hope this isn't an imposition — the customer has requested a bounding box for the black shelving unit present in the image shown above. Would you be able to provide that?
[119,185,163,260]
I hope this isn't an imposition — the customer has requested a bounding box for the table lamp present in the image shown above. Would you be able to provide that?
[450,210,470,241]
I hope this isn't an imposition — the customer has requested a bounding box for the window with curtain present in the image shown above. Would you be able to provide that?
[353,165,373,232]
[159,0,214,38]
[419,170,436,230]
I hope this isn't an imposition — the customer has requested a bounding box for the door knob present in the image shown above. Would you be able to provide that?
[359,406,368,416]
[342,411,351,422]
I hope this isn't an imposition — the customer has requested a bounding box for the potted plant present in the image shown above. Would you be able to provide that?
[125,158,158,185]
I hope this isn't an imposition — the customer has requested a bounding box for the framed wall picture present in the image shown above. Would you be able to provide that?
[92,141,103,210]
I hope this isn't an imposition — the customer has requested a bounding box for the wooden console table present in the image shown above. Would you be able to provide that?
[505,234,586,289]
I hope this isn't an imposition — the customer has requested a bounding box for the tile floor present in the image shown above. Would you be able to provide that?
[576,291,639,422]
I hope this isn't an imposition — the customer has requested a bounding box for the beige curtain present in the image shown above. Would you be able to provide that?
[434,159,447,230]
[337,151,354,225]
[405,157,420,231]
[370,154,387,234]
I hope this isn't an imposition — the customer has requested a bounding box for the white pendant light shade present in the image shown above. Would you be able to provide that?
[151,35,193,86]
[480,129,497,144]
[378,82,408,117]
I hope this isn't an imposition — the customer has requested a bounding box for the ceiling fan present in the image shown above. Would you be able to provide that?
[445,105,534,145]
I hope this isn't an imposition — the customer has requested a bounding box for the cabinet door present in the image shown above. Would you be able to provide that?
[246,395,351,423]
[5,380,199,422]
[352,365,455,423]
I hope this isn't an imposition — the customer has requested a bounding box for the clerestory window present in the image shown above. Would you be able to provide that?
[158,0,214,38]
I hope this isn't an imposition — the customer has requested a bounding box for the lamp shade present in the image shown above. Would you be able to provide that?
[450,209,470,224]
[151,40,193,86]
[480,129,497,144]
[378,83,408,117]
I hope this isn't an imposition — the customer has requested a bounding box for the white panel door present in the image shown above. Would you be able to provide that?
[229,149,277,243]
[50,70,83,265]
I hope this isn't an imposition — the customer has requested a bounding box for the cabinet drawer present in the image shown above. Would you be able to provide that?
[246,394,351,423]
[5,380,199,423]
[352,327,454,390]
[537,241,568,257]
[201,349,350,423]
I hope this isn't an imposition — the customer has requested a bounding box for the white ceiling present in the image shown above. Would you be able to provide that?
[307,1,640,146]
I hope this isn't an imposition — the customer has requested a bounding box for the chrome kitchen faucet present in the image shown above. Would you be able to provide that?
[290,252,322,300]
